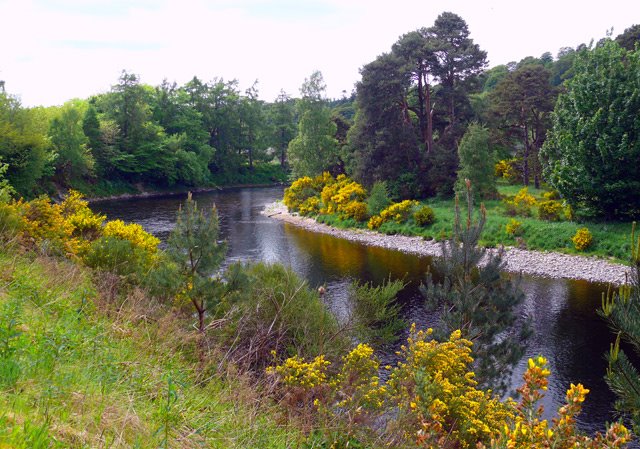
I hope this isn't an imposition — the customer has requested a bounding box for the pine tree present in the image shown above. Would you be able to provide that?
[421,180,530,393]
[600,224,640,432]
[167,192,227,335]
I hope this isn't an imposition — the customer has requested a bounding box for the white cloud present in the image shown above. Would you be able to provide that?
[1,0,638,106]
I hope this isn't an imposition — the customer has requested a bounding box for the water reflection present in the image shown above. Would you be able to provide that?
[92,186,618,434]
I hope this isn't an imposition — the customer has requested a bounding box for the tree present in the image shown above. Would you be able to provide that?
[455,123,496,199]
[429,12,487,132]
[0,92,50,196]
[422,182,529,393]
[267,90,296,168]
[541,39,640,218]
[346,52,422,196]
[49,100,95,185]
[600,227,640,432]
[490,64,557,187]
[615,24,640,51]
[166,193,227,335]
[287,71,338,177]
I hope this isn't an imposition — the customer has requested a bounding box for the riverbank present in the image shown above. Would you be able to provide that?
[263,201,630,285]
[85,182,286,203]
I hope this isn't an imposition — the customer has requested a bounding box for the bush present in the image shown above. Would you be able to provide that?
[379,200,418,224]
[504,187,536,217]
[220,263,347,371]
[283,174,329,214]
[413,205,435,227]
[366,181,390,216]
[320,174,368,221]
[538,200,563,221]
[495,158,520,184]
[572,227,593,251]
[83,236,155,277]
[103,220,160,254]
[505,218,523,236]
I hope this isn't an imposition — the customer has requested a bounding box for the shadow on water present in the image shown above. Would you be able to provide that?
[92,186,621,435]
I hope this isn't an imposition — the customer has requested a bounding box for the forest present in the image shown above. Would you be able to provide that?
[1,15,636,220]
[1,10,640,449]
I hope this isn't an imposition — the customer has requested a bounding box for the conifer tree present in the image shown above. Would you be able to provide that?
[167,193,227,335]
[422,180,529,393]
[600,225,640,432]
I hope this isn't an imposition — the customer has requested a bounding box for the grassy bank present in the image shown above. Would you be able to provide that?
[0,250,295,448]
[314,183,634,263]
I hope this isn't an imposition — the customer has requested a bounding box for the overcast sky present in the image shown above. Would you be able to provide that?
[2,0,639,106]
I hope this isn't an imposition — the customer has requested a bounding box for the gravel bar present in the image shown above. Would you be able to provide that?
[262,202,630,285]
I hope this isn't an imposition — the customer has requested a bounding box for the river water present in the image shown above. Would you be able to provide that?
[91,186,621,434]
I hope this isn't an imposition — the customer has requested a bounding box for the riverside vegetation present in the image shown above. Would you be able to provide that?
[283,172,636,263]
[0,185,633,448]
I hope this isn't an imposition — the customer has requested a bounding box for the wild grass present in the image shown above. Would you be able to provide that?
[0,251,297,448]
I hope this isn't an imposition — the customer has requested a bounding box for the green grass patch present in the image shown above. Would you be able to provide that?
[308,182,635,263]
[0,251,295,448]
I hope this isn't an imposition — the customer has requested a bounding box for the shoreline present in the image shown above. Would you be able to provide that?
[262,202,630,286]
[86,182,285,203]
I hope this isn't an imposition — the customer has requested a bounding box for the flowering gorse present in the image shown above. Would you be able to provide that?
[368,200,419,229]
[484,356,630,448]
[572,227,593,251]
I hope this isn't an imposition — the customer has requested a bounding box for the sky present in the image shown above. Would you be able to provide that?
[1,0,639,106]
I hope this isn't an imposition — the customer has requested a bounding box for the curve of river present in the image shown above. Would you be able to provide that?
[91,185,622,435]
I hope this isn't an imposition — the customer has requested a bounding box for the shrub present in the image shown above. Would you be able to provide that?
[103,220,160,254]
[572,227,593,251]
[484,356,630,448]
[542,190,560,200]
[379,200,418,224]
[495,158,520,184]
[505,218,523,236]
[504,187,536,217]
[83,236,154,277]
[366,181,390,216]
[537,200,563,221]
[283,174,328,213]
[367,215,383,230]
[320,174,368,221]
[413,205,435,227]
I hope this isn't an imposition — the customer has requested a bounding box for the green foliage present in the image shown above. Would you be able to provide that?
[166,192,227,333]
[366,181,391,216]
[421,184,530,393]
[83,236,154,278]
[0,93,51,197]
[413,205,435,226]
[288,72,339,178]
[349,278,405,345]
[455,123,497,200]
[537,199,563,221]
[600,226,640,432]
[48,100,95,185]
[221,263,347,370]
[541,39,640,219]
[0,251,296,448]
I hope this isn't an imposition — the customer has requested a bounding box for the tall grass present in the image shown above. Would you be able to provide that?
[0,251,296,448]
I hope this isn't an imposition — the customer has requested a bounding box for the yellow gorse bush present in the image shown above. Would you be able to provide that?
[103,220,160,253]
[505,218,523,237]
[484,356,630,449]
[388,325,512,449]
[266,354,330,388]
[319,174,368,221]
[368,200,419,229]
[283,173,331,215]
[572,227,593,251]
[504,187,537,217]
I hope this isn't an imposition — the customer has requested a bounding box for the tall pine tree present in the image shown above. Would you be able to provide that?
[422,180,530,393]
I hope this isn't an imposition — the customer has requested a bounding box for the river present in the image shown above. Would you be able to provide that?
[91,185,621,434]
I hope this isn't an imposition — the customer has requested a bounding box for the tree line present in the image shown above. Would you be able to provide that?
[1,14,639,218]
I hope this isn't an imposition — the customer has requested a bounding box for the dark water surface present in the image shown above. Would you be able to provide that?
[92,186,620,434]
